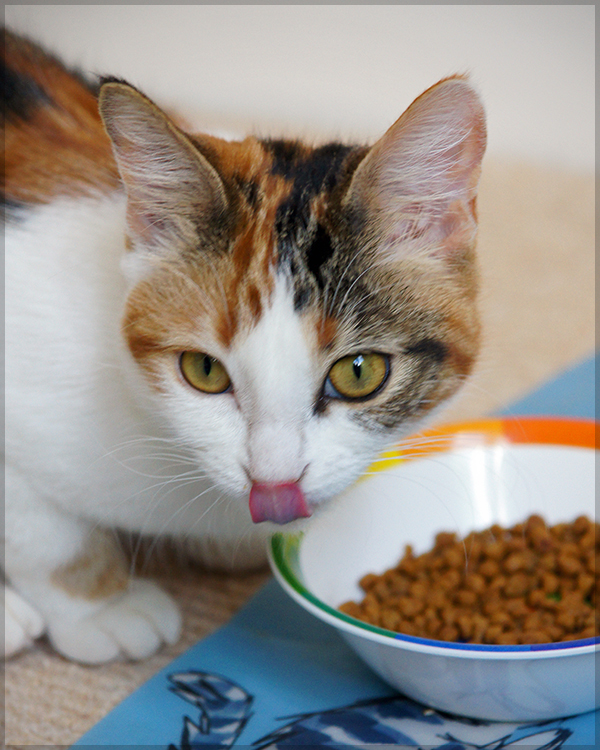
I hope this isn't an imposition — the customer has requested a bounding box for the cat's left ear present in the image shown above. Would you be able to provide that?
[344,76,486,267]
[99,79,228,253]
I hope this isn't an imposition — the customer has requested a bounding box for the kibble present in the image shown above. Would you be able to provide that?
[338,514,598,645]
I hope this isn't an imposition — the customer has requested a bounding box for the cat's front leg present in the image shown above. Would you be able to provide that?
[4,471,181,663]
[5,527,182,663]
[3,583,46,657]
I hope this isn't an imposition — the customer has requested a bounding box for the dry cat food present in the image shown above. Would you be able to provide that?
[339,514,598,645]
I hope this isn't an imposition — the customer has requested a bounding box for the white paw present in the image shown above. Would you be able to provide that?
[47,579,182,664]
[3,584,46,658]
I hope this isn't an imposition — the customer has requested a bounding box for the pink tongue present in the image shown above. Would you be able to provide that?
[249,482,311,525]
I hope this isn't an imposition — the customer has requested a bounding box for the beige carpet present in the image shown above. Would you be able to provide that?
[3,157,595,747]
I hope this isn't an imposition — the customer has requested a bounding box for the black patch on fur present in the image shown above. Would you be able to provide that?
[1,57,51,121]
[234,175,260,208]
[262,138,304,178]
[293,284,312,311]
[265,139,354,288]
[406,338,448,364]
[1,196,25,222]
[2,29,100,124]
[306,223,335,287]
[268,140,353,204]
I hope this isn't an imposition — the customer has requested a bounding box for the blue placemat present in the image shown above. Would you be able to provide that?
[75,353,598,748]
[498,352,597,420]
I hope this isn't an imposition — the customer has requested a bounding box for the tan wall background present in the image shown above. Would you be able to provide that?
[5,4,595,171]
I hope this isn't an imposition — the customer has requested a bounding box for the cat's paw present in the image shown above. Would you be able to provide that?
[47,579,182,664]
[3,584,46,658]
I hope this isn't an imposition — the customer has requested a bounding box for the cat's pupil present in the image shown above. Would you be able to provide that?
[203,356,212,377]
[352,355,364,380]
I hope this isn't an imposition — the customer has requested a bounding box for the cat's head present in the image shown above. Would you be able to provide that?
[99,76,486,525]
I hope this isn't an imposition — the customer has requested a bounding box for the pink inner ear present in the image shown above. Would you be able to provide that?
[249,482,312,525]
[126,201,167,239]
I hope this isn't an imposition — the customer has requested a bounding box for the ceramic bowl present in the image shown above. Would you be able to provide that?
[268,417,598,722]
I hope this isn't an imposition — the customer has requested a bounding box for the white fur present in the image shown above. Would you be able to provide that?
[3,193,400,663]
[3,585,45,657]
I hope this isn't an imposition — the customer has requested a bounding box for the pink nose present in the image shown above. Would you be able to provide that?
[248,481,312,525]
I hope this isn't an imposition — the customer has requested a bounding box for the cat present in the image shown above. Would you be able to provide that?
[2,28,486,663]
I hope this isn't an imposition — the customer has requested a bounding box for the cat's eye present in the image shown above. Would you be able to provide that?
[325,352,390,401]
[180,352,231,394]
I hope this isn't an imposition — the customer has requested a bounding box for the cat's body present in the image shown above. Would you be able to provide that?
[3,30,486,663]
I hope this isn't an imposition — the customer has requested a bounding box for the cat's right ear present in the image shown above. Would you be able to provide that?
[343,76,486,270]
[98,79,228,254]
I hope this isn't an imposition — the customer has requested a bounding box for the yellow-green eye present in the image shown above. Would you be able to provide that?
[326,352,390,400]
[180,352,231,394]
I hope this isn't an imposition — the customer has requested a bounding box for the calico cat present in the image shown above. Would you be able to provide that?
[3,29,486,663]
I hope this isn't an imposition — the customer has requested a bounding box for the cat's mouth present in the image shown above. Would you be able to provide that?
[248,481,312,525]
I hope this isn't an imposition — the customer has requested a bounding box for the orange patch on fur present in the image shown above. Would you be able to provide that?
[51,530,128,601]
[216,174,292,348]
[3,30,121,204]
[316,315,338,350]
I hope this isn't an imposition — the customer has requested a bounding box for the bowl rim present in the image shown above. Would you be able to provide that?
[269,416,599,660]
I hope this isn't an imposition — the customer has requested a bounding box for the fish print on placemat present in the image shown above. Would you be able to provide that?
[168,669,573,750]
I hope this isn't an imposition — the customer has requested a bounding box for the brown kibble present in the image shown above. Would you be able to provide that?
[528,589,546,608]
[435,531,457,548]
[339,514,599,645]
[440,606,458,626]
[487,574,508,592]
[556,609,576,631]
[428,588,448,609]
[465,537,483,564]
[339,601,362,619]
[409,581,429,600]
[523,612,543,632]
[538,553,558,571]
[399,596,425,618]
[561,541,582,558]
[471,614,489,642]
[359,573,379,592]
[438,569,461,591]
[525,515,546,533]
[484,624,504,643]
[464,572,487,593]
[478,559,500,578]
[503,550,536,573]
[398,620,418,637]
[380,610,401,631]
[577,573,595,598]
[579,530,596,550]
[489,609,511,627]
[557,555,581,576]
[372,579,390,600]
[443,546,465,568]
[503,573,531,597]
[530,528,555,553]
[482,598,503,616]
[455,589,478,606]
[541,572,560,594]
[505,599,530,618]
[552,523,568,540]
[496,632,520,645]
[457,614,475,640]
[439,625,459,642]
[573,515,591,536]
[485,540,505,560]
[525,632,550,646]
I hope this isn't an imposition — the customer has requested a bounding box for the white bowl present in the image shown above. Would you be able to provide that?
[268,417,598,722]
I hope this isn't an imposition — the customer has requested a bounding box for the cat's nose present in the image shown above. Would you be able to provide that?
[248,422,305,485]
[248,481,311,525]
